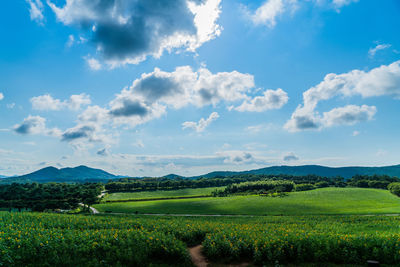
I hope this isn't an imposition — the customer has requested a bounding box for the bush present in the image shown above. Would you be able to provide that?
[368,180,391,189]
[295,184,316,192]
[223,180,294,195]
[388,182,400,197]
[315,181,329,188]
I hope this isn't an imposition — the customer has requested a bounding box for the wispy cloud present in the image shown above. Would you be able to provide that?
[26,0,44,24]
[182,112,219,132]
[31,94,91,111]
[368,43,391,58]
[85,57,102,71]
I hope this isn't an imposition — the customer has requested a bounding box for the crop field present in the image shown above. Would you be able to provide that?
[1,212,400,266]
[94,187,400,215]
[103,187,223,202]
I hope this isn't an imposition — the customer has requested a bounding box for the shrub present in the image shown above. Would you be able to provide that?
[295,183,315,192]
[315,181,329,188]
[388,182,400,197]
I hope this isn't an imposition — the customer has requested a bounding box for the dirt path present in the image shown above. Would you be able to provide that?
[92,211,400,217]
[189,245,208,267]
[89,206,100,214]
[98,191,107,198]
[189,245,251,267]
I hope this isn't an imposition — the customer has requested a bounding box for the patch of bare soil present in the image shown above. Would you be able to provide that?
[188,245,251,267]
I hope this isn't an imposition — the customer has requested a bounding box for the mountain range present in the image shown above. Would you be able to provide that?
[0,165,117,184]
[2,164,400,184]
[186,164,400,179]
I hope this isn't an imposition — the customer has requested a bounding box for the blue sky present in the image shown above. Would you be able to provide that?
[1,0,400,176]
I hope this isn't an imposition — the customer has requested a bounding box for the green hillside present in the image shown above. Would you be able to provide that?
[94,187,400,215]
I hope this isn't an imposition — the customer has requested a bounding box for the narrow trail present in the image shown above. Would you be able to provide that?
[92,211,400,217]
[188,245,250,267]
[189,245,208,267]
[89,206,100,214]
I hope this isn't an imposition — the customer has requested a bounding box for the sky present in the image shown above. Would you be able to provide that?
[1,0,400,177]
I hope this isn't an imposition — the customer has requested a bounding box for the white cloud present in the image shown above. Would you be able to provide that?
[61,123,112,146]
[68,94,92,110]
[245,123,275,133]
[368,43,391,58]
[66,34,74,47]
[376,149,388,157]
[13,115,61,136]
[332,0,358,9]
[67,35,87,47]
[246,0,358,28]
[61,105,114,148]
[31,94,62,110]
[321,105,376,127]
[217,150,255,164]
[182,112,219,132]
[107,66,256,127]
[26,0,44,24]
[0,93,3,101]
[352,130,360,136]
[24,66,272,148]
[283,152,299,161]
[85,57,102,71]
[235,88,288,112]
[48,0,222,67]
[31,94,91,111]
[248,0,297,28]
[7,103,15,109]
[96,148,109,157]
[285,61,400,132]
[133,140,145,148]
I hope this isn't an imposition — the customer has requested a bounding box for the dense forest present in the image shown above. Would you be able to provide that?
[105,174,400,192]
[0,183,103,211]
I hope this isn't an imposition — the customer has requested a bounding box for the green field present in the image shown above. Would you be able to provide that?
[94,187,400,215]
[2,212,400,266]
[103,187,223,202]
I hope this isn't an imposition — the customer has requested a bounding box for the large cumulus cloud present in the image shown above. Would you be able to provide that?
[15,66,288,149]
[285,61,400,132]
[13,115,61,136]
[48,0,222,66]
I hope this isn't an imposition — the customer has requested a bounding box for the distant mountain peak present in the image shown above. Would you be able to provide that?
[1,165,118,184]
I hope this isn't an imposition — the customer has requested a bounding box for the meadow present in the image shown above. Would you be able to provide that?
[94,187,400,215]
[103,187,223,202]
[1,212,400,266]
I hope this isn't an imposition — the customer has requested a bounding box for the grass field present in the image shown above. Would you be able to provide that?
[103,187,223,202]
[94,187,400,215]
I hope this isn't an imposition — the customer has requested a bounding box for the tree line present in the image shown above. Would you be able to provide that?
[105,174,346,192]
[0,183,103,212]
[212,180,295,196]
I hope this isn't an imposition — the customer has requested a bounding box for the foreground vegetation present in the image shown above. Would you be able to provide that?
[95,187,400,215]
[1,212,400,266]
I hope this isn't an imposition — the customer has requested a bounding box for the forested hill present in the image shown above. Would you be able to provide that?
[2,164,400,184]
[188,165,400,179]
[0,165,117,184]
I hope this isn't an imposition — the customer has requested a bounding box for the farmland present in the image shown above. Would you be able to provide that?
[1,212,400,266]
[3,181,400,266]
[94,187,400,215]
